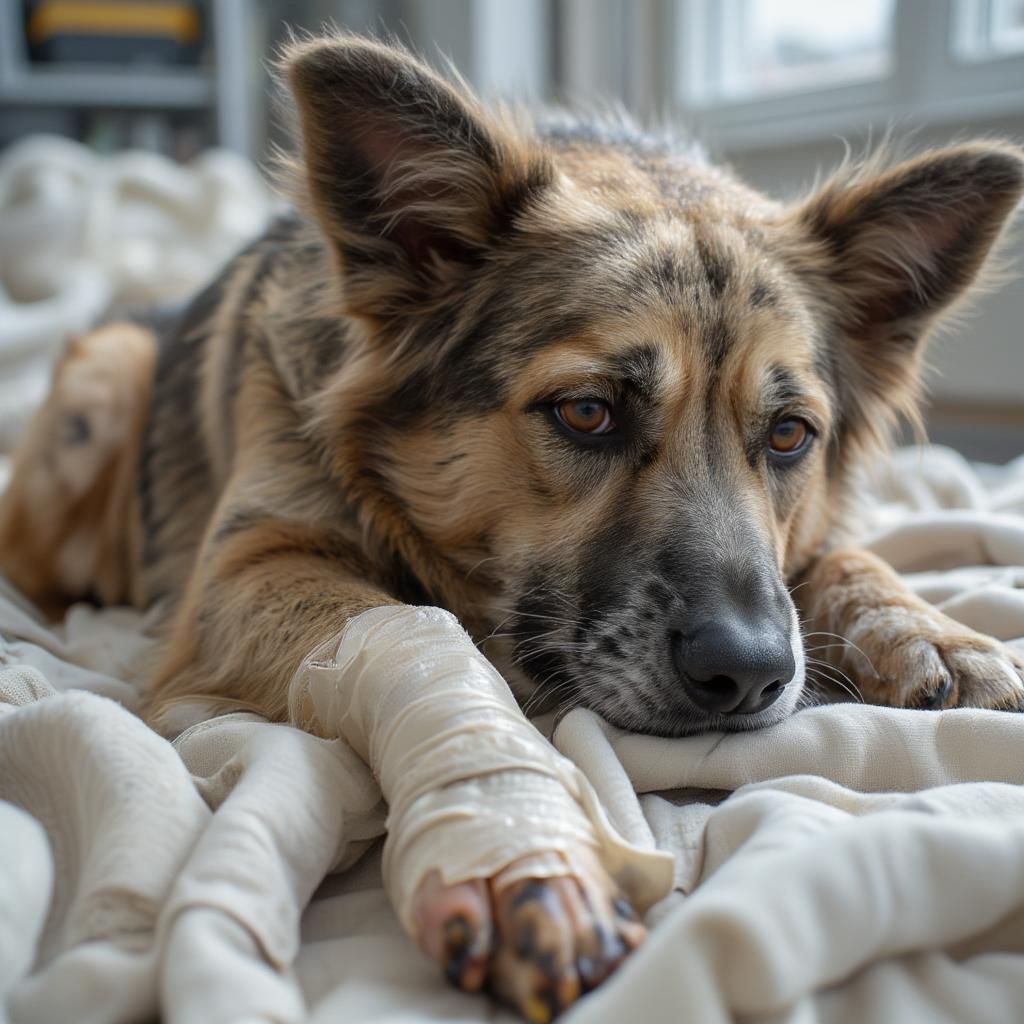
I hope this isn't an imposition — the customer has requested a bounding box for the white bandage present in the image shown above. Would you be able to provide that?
[288,605,674,933]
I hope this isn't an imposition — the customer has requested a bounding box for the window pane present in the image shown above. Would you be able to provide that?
[952,0,1024,60]
[723,0,895,97]
[991,0,1024,52]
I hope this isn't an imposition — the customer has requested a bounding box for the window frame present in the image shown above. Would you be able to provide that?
[672,0,1024,151]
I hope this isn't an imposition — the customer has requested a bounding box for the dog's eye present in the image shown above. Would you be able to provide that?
[555,399,617,436]
[769,417,811,457]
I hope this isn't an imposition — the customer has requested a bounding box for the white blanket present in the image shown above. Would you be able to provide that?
[0,135,275,450]
[2,443,1024,1024]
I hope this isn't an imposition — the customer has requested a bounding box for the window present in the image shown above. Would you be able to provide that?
[710,0,895,100]
[992,0,1024,52]
[673,0,1024,151]
[957,0,1024,57]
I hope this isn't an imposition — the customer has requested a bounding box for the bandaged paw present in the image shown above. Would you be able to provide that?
[287,605,673,1011]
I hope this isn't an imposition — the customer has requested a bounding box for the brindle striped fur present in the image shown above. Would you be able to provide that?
[4,34,1024,1018]
[3,34,1023,733]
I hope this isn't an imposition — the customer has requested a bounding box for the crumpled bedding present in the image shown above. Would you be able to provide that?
[0,134,275,451]
[2,442,1024,1024]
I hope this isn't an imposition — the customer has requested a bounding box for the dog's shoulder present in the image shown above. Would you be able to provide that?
[135,208,356,600]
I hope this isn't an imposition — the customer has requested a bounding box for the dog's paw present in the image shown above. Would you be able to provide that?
[846,608,1024,711]
[412,850,644,1021]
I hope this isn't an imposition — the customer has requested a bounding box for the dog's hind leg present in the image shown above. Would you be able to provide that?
[0,323,156,615]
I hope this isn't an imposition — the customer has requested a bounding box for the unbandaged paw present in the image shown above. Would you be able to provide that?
[803,547,1024,712]
[847,606,1024,711]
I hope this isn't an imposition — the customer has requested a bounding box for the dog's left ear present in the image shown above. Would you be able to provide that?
[793,142,1023,330]
[283,34,553,317]
[784,142,1023,426]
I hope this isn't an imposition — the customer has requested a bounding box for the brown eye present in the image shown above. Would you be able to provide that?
[555,398,616,436]
[769,417,810,456]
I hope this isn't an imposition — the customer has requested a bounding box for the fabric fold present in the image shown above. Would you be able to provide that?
[4,443,1024,1023]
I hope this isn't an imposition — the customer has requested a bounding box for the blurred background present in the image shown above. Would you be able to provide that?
[0,0,1022,458]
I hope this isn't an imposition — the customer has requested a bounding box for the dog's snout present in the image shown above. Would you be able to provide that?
[673,613,795,716]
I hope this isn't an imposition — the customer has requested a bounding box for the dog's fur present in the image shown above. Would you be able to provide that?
[2,32,1024,1014]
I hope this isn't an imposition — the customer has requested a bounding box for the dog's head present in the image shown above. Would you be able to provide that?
[285,35,1024,735]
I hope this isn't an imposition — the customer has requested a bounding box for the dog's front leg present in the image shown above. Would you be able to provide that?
[291,605,663,1020]
[145,516,659,1021]
[798,547,1024,710]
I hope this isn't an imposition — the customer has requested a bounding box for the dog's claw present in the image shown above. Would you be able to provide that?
[917,676,954,710]
[442,914,487,989]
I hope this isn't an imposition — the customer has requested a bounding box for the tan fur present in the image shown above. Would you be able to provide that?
[7,36,1024,1020]
[0,33,1022,738]
[800,548,1024,709]
[0,324,154,616]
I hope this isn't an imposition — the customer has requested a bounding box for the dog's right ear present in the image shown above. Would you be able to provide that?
[779,141,1023,453]
[283,34,552,318]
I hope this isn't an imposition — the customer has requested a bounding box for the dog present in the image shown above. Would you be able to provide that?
[2,32,1024,1021]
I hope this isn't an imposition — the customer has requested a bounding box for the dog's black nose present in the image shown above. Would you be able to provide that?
[673,616,795,715]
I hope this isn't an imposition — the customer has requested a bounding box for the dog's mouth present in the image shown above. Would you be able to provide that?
[489,589,807,738]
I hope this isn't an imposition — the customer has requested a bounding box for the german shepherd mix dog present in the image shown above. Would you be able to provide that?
[2,32,1024,1020]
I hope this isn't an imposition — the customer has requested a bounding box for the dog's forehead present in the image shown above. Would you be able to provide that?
[420,141,826,422]
[511,153,806,340]
[505,200,823,407]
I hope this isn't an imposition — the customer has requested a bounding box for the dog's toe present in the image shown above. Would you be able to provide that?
[412,852,644,1021]
[489,858,642,1021]
[413,872,493,992]
[940,643,1024,710]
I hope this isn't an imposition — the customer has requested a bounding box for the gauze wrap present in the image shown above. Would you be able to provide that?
[288,605,674,934]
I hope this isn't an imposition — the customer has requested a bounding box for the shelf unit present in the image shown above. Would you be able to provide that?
[0,0,261,157]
